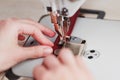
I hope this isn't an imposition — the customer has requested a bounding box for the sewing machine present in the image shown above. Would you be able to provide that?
[5,0,120,80]
[7,0,87,79]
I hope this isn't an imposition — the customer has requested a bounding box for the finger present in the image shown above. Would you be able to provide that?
[36,24,56,37]
[33,65,47,79]
[18,23,54,46]
[58,48,77,68]
[41,25,56,37]
[16,46,53,62]
[18,19,56,37]
[75,56,94,79]
[43,55,61,70]
[75,56,87,69]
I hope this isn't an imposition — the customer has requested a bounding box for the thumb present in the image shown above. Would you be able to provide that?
[16,46,53,62]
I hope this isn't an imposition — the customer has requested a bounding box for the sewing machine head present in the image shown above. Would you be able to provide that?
[42,0,86,17]
[42,0,86,40]
[44,0,87,56]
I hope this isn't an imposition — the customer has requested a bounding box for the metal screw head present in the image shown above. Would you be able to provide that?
[84,50,100,60]
[62,8,69,16]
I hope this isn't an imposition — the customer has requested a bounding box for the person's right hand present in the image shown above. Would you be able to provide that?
[34,49,94,80]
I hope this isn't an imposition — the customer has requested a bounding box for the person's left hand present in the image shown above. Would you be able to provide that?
[0,18,55,72]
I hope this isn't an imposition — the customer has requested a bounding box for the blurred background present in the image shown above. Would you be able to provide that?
[0,0,120,21]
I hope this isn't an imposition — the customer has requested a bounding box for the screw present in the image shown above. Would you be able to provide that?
[90,50,95,53]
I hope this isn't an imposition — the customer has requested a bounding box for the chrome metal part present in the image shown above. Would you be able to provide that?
[46,0,70,43]
[54,36,86,56]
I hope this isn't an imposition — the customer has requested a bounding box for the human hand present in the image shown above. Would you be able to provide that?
[34,49,93,80]
[0,18,55,72]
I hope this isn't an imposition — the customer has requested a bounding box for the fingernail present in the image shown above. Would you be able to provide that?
[44,47,53,54]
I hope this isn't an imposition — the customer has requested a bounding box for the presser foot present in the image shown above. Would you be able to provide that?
[54,36,86,56]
